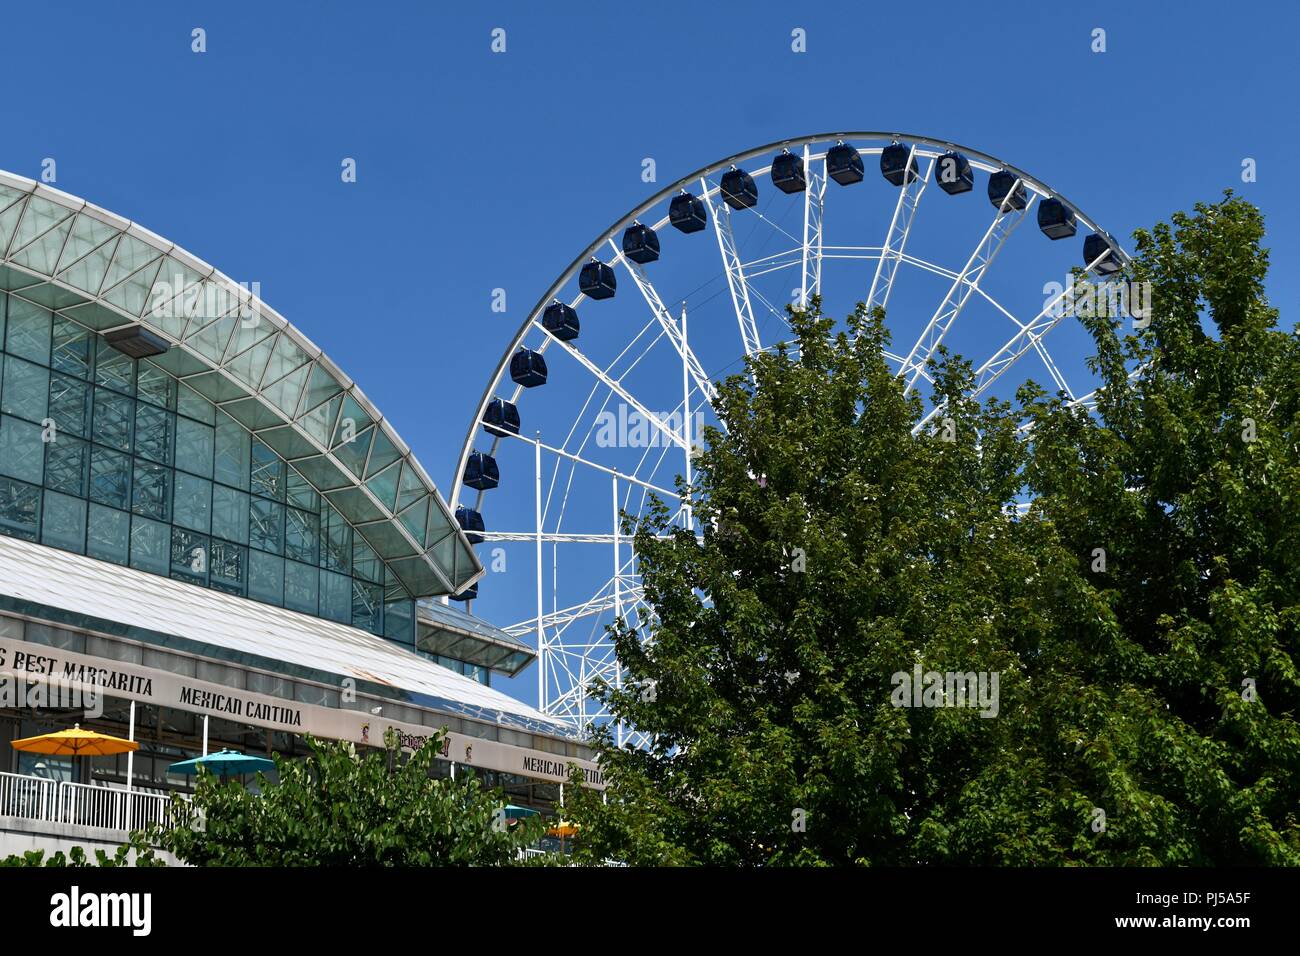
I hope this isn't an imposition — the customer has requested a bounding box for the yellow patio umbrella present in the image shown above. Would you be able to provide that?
[10,724,139,757]
[547,821,579,839]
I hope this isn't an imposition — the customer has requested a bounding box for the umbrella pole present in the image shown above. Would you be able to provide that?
[202,714,209,757]
[124,700,136,830]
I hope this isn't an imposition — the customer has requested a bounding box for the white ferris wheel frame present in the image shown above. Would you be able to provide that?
[449,131,1131,739]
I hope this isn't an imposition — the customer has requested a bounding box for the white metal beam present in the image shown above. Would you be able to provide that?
[800,144,827,308]
[866,148,933,315]
[897,183,1032,392]
[702,175,763,358]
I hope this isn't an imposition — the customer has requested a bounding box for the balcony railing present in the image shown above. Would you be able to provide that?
[0,771,176,834]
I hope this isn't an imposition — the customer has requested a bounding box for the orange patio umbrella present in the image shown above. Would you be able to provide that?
[10,724,139,757]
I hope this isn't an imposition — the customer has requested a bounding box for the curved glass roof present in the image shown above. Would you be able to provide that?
[0,171,479,598]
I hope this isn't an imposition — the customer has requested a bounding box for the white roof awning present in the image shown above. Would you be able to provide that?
[0,534,570,739]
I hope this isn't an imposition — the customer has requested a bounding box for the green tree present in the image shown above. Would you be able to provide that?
[133,730,543,866]
[566,194,1300,866]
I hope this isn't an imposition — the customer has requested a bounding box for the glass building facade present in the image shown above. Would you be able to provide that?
[0,290,421,643]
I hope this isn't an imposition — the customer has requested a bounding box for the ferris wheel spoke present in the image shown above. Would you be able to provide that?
[505,584,647,640]
[800,144,828,307]
[914,248,1112,434]
[742,252,803,280]
[968,247,1112,400]
[502,430,681,499]
[534,319,688,450]
[897,182,1033,392]
[883,349,934,385]
[866,148,934,315]
[894,251,1071,397]
[701,176,763,358]
[606,238,716,402]
[741,246,803,273]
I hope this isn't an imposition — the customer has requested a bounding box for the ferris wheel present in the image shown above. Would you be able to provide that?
[449,132,1132,739]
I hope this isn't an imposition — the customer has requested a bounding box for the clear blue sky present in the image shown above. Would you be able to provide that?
[3,1,1296,708]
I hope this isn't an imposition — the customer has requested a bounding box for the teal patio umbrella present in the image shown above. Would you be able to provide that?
[504,804,540,820]
[168,749,275,782]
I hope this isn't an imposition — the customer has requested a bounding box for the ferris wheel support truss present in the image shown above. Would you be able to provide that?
[800,144,828,308]
[898,182,1033,393]
[866,145,933,315]
[704,176,764,359]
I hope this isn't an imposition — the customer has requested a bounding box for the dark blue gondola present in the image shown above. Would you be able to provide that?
[935,151,973,195]
[455,506,485,545]
[483,397,520,437]
[464,451,499,491]
[509,348,547,388]
[579,259,617,300]
[771,150,807,194]
[449,582,478,602]
[987,170,1027,211]
[721,166,758,209]
[880,143,918,186]
[1037,198,1077,240]
[542,301,580,341]
[1084,233,1121,275]
[622,222,660,264]
[827,142,864,185]
[669,191,707,233]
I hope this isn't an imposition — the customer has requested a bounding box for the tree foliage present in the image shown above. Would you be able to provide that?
[566,194,1300,866]
[133,730,543,866]
[0,845,161,867]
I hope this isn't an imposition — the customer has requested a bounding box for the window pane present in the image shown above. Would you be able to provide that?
[89,446,130,509]
[137,361,176,409]
[212,484,249,544]
[44,435,88,496]
[94,345,135,394]
[354,538,382,583]
[91,388,133,451]
[285,507,318,564]
[131,460,170,520]
[4,299,52,365]
[285,560,318,615]
[322,505,351,573]
[178,383,215,425]
[87,503,129,564]
[384,598,413,644]
[175,416,214,478]
[210,540,246,594]
[134,402,173,464]
[320,569,350,623]
[40,491,86,553]
[287,468,319,511]
[0,476,40,541]
[171,527,209,585]
[0,415,44,484]
[250,439,284,500]
[51,318,94,378]
[352,581,382,633]
[47,373,90,437]
[249,496,282,554]
[173,471,211,532]
[248,549,284,604]
[129,515,169,574]
[2,356,50,422]
[213,413,249,489]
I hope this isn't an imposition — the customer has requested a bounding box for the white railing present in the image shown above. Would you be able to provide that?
[0,771,57,824]
[0,771,177,834]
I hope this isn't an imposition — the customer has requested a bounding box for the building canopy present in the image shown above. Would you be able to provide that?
[0,172,478,598]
